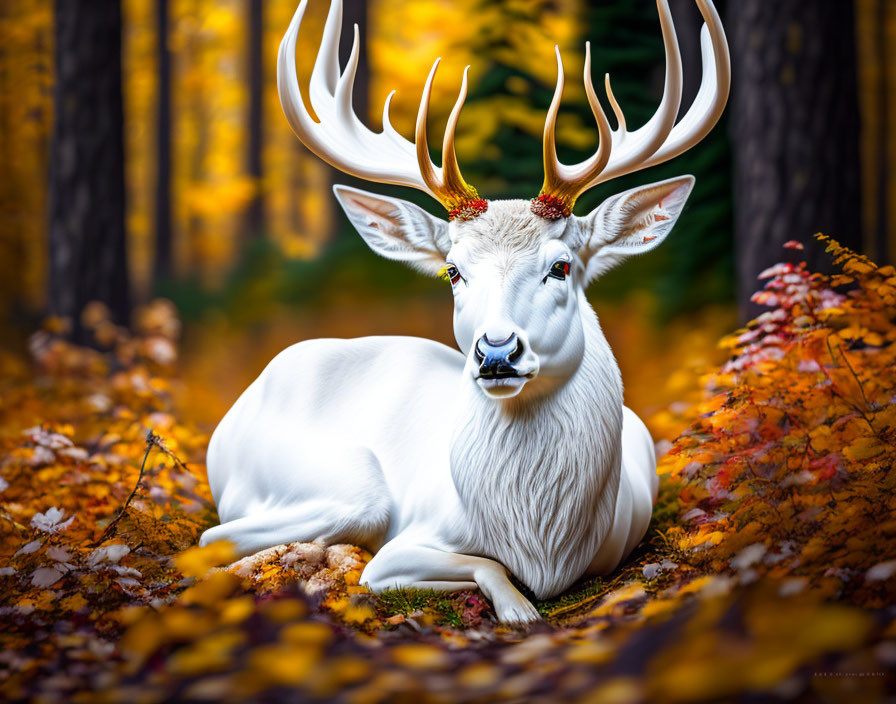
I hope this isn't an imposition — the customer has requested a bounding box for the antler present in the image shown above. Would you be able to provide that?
[533,0,730,219]
[278,0,486,220]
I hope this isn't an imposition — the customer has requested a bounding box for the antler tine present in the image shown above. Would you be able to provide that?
[415,60,485,217]
[633,0,730,171]
[534,0,729,217]
[380,91,409,150]
[539,44,613,216]
[581,43,614,178]
[604,74,626,134]
[595,0,684,182]
[334,23,362,124]
[539,47,566,213]
[309,0,341,108]
[415,59,443,199]
[441,66,473,199]
[278,0,484,218]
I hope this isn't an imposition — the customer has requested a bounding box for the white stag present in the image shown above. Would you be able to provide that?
[201,0,730,622]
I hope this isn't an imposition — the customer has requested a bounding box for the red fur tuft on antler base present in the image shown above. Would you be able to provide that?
[449,198,489,222]
[530,193,571,220]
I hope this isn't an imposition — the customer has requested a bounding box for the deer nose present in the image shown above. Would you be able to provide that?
[474,333,524,378]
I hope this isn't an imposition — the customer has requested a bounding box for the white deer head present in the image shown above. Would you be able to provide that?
[278,0,730,401]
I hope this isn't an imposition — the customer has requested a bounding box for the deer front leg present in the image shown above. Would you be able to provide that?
[361,540,541,624]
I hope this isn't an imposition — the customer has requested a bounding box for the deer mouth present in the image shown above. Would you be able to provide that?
[476,367,524,380]
[475,371,537,399]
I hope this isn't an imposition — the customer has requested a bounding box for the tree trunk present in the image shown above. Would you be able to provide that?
[245,0,265,238]
[728,1,862,320]
[0,1,24,322]
[154,0,173,289]
[48,0,129,335]
[872,0,889,263]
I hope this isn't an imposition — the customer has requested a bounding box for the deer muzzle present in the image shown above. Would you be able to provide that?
[474,333,525,380]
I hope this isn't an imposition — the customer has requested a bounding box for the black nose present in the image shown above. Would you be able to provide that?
[474,333,524,379]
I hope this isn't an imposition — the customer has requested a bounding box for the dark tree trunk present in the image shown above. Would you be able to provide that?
[245,0,265,238]
[873,0,889,263]
[154,0,173,289]
[48,0,129,335]
[728,1,862,320]
[0,1,24,321]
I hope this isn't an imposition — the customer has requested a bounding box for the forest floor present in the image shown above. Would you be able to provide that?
[1,235,895,703]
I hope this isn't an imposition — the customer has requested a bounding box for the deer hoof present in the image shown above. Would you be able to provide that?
[493,592,542,624]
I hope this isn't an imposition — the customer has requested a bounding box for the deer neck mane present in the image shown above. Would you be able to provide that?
[448,301,623,599]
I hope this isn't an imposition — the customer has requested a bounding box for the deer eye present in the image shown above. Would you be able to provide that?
[544,260,570,283]
[440,264,463,286]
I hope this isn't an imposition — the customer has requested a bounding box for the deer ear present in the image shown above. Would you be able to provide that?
[333,185,451,276]
[570,175,695,284]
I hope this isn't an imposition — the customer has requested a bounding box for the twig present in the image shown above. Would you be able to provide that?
[824,336,878,435]
[0,506,28,534]
[151,432,197,477]
[833,340,873,411]
[95,431,160,545]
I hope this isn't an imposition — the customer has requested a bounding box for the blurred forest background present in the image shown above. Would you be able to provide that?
[1,0,895,426]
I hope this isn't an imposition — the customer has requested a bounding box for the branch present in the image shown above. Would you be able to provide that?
[833,340,872,410]
[0,506,29,534]
[95,431,160,545]
[824,336,878,435]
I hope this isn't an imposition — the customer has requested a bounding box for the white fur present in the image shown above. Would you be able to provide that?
[201,178,692,622]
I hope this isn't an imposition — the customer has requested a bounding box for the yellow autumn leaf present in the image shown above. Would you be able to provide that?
[247,643,321,686]
[218,596,255,626]
[118,613,167,664]
[457,662,502,688]
[167,629,246,676]
[279,622,333,648]
[342,603,377,625]
[178,570,240,607]
[174,541,237,578]
[260,599,308,624]
[391,643,451,670]
[565,640,614,665]
[844,436,886,461]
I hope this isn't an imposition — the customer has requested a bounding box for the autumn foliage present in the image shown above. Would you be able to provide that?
[1,236,895,703]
